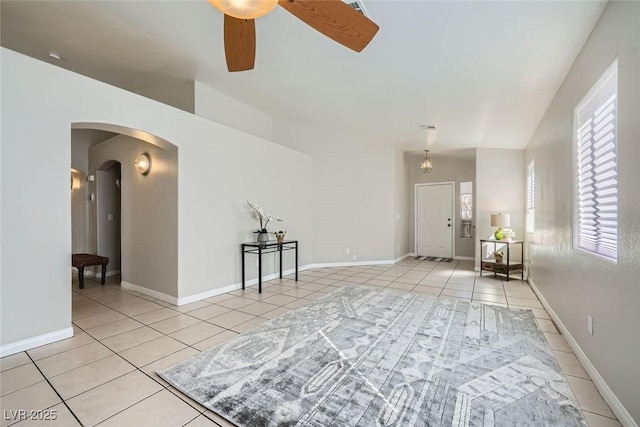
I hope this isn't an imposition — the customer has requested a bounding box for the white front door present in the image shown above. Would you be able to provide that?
[416,183,453,258]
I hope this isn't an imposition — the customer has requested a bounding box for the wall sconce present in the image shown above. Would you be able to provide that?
[134,153,151,176]
[71,168,81,190]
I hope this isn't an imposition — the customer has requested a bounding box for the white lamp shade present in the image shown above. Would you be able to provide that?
[490,213,510,227]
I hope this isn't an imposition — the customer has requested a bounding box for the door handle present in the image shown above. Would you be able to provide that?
[448,224,451,227]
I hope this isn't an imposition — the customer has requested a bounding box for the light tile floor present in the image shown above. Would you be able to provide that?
[0,259,620,426]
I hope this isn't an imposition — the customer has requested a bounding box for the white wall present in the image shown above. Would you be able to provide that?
[0,53,2,341]
[475,148,525,266]
[408,153,477,258]
[134,80,195,114]
[195,82,273,141]
[0,48,312,352]
[91,136,177,296]
[273,118,395,264]
[71,130,116,173]
[393,148,410,259]
[71,169,88,254]
[96,164,122,274]
[71,130,121,255]
[525,1,640,423]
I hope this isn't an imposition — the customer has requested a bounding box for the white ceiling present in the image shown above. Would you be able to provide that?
[1,0,606,152]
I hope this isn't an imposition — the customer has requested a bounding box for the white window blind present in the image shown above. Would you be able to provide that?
[574,60,618,261]
[526,160,534,233]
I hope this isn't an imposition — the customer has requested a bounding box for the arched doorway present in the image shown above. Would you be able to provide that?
[70,123,178,299]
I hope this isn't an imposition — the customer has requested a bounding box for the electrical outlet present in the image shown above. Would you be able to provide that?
[587,315,593,335]
[352,255,357,261]
[346,248,350,254]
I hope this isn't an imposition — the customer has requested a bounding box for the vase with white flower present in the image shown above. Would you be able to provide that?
[247,201,282,243]
[502,228,516,241]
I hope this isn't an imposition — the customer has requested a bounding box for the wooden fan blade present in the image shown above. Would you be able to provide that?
[224,15,256,72]
[278,0,378,52]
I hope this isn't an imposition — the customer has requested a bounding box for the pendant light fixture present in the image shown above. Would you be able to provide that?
[419,124,437,173]
[421,150,434,173]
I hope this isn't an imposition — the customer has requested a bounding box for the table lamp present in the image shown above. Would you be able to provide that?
[491,213,510,240]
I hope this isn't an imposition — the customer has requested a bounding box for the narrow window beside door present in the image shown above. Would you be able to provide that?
[460,181,473,238]
[526,160,534,233]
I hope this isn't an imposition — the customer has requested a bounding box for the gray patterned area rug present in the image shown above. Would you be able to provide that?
[159,287,585,427]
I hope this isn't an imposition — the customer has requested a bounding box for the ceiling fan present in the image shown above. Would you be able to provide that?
[208,0,379,72]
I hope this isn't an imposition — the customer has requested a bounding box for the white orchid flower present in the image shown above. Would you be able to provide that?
[247,201,282,232]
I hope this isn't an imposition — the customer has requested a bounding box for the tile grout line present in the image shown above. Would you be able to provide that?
[24,352,86,427]
[87,389,166,427]
[58,260,590,425]
[11,260,603,424]
[581,408,620,421]
[54,322,210,423]
[73,284,258,348]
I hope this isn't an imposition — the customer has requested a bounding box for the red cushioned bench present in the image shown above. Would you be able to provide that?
[72,254,109,289]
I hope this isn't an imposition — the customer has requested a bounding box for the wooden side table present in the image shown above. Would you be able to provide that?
[479,239,524,281]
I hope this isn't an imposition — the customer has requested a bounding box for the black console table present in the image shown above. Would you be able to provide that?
[241,240,298,293]
[479,239,524,281]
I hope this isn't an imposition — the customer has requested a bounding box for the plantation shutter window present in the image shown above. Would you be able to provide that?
[574,60,618,261]
[526,160,534,233]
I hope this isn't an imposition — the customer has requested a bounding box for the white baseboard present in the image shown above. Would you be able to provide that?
[121,281,179,305]
[123,267,315,307]
[306,259,396,269]
[0,327,74,358]
[528,277,637,427]
[177,282,250,306]
[72,267,120,277]
[176,257,415,306]
[396,253,415,263]
[175,266,312,306]
[89,269,120,277]
[168,255,426,307]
